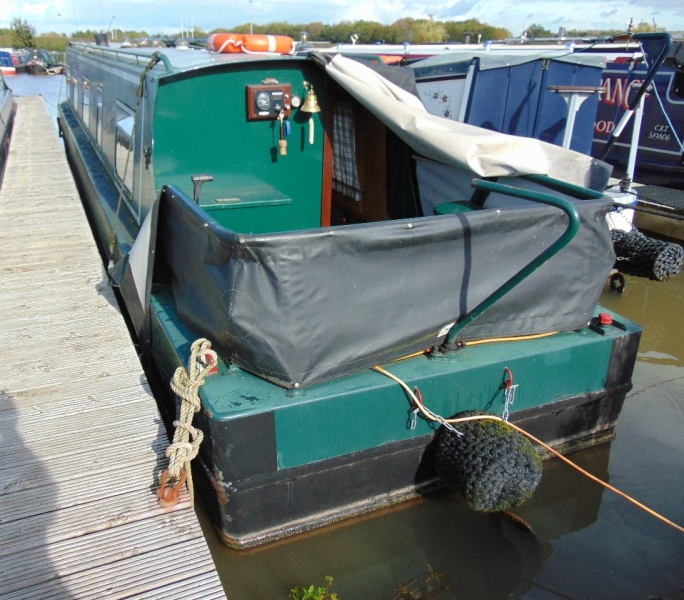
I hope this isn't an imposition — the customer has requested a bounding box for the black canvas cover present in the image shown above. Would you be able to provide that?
[157,185,614,389]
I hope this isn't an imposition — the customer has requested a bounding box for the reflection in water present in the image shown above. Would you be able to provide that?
[601,271,684,366]
[197,445,611,600]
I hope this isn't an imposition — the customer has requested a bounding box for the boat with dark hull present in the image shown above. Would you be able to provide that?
[24,49,64,75]
[58,41,641,548]
[0,72,15,184]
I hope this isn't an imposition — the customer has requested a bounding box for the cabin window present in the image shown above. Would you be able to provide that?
[115,102,135,193]
[71,70,79,107]
[95,86,103,146]
[333,101,362,202]
[66,68,74,104]
[82,77,90,122]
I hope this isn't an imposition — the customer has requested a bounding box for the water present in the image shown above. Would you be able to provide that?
[6,73,67,128]
[9,77,684,599]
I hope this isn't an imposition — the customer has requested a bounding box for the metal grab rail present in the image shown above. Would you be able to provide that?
[441,178,582,349]
[70,42,174,74]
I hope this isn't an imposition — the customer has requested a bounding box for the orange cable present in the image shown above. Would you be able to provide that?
[373,365,684,534]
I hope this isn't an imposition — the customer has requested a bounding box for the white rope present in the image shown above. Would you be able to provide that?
[159,338,217,507]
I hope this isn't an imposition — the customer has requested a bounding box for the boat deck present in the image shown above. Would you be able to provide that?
[0,97,226,599]
[634,184,684,241]
[637,185,684,212]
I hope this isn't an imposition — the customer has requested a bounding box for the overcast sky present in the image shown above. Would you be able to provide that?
[2,0,683,38]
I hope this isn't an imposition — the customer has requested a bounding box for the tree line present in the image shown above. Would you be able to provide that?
[217,17,511,44]
[0,16,669,54]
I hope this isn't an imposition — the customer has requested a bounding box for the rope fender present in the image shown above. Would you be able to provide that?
[612,228,684,281]
[433,410,542,512]
[158,338,218,508]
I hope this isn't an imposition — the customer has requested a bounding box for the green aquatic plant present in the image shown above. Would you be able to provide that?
[289,575,339,600]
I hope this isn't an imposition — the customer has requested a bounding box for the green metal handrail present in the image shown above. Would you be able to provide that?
[442,178,581,348]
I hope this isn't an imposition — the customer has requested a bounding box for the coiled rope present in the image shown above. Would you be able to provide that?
[158,338,217,508]
[373,365,684,534]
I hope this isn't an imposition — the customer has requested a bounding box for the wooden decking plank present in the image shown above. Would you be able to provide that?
[0,96,225,598]
[0,371,156,412]
[0,384,157,424]
[0,455,169,524]
[4,538,222,600]
[1,434,168,494]
[0,515,204,595]
[0,491,191,556]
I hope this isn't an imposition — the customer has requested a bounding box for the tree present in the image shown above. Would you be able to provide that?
[523,23,552,38]
[633,19,665,33]
[11,17,36,48]
[443,19,510,42]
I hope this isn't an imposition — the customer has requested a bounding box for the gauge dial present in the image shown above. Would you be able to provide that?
[291,94,302,108]
[255,92,273,111]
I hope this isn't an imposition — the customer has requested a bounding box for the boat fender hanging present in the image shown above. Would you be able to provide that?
[207,33,295,55]
[611,228,684,281]
[432,410,542,512]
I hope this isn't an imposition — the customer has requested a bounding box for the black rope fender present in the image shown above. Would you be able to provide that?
[432,410,542,512]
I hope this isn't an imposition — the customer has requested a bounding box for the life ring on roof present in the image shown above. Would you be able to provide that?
[207,33,295,55]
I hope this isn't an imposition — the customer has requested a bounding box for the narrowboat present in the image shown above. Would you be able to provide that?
[0,71,15,184]
[0,49,17,76]
[330,33,684,185]
[23,49,64,75]
[58,41,642,549]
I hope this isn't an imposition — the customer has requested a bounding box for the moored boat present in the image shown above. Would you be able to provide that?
[323,34,684,186]
[58,41,641,548]
[0,71,15,183]
[24,49,64,75]
[0,49,17,76]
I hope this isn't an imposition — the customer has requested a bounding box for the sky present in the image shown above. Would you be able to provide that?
[1,0,684,38]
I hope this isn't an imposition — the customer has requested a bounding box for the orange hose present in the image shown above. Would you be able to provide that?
[373,365,684,534]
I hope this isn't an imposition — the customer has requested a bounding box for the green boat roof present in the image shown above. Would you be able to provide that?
[68,42,303,78]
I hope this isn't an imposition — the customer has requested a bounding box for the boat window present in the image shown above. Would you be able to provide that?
[70,69,78,107]
[95,86,103,146]
[82,77,90,122]
[332,101,362,202]
[115,102,134,193]
[65,67,71,102]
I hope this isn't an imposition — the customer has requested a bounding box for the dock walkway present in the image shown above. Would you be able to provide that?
[0,97,226,599]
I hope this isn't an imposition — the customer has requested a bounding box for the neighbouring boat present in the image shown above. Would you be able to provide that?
[0,49,17,76]
[59,41,641,549]
[322,34,684,186]
[24,49,64,75]
[358,34,684,249]
[0,71,15,184]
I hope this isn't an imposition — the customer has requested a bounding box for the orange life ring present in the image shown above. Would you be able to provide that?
[207,33,295,55]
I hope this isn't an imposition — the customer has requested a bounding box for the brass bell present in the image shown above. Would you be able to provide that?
[300,81,321,113]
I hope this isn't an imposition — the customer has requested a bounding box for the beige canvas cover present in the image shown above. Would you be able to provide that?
[324,55,607,189]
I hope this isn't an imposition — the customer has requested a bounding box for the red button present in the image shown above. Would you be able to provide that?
[598,312,613,326]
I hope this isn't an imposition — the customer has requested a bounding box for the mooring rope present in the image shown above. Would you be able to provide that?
[158,338,217,508]
[373,365,684,534]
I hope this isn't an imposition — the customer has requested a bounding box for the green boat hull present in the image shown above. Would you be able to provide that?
[150,286,639,548]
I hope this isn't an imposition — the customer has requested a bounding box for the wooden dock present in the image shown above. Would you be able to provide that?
[0,97,226,599]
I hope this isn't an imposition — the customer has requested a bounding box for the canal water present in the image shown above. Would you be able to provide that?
[8,73,684,600]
